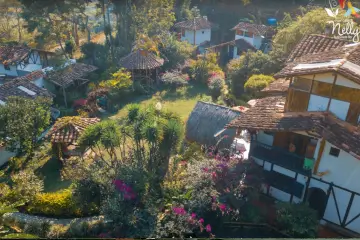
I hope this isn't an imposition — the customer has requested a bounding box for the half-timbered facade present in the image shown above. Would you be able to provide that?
[226,35,360,236]
[0,45,53,77]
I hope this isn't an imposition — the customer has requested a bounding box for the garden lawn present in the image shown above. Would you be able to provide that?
[111,83,211,122]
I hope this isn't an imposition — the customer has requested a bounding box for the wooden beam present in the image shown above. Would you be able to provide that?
[326,73,338,111]
[313,138,326,174]
[63,87,68,108]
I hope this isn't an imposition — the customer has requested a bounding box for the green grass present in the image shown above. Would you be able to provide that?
[35,157,71,192]
[112,83,212,121]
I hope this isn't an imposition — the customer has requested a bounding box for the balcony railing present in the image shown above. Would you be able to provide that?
[250,141,313,176]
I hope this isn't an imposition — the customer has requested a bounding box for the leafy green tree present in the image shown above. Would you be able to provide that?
[0,97,52,157]
[132,0,176,37]
[80,42,109,70]
[158,34,194,71]
[227,50,277,97]
[244,74,274,94]
[271,8,349,62]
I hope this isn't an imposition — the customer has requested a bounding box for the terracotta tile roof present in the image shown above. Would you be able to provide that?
[0,76,53,102]
[47,63,97,88]
[206,38,256,52]
[0,45,31,65]
[225,96,316,131]
[231,22,273,36]
[226,96,360,159]
[119,50,164,70]
[17,70,45,82]
[275,43,360,84]
[174,17,215,31]
[287,34,350,63]
[47,117,100,144]
[261,78,290,95]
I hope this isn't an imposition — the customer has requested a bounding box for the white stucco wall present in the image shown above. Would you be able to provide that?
[303,73,360,90]
[235,34,263,49]
[33,77,56,92]
[181,28,211,46]
[314,141,360,232]
[0,64,18,76]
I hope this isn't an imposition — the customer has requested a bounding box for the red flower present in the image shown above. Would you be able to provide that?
[199,218,204,224]
[191,213,196,219]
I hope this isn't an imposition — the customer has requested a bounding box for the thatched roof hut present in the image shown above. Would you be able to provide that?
[186,101,241,149]
[119,49,164,70]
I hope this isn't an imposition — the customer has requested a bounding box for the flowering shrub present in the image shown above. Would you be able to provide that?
[189,53,222,83]
[161,71,189,90]
[157,146,264,237]
[101,163,158,238]
[155,206,214,238]
[208,73,226,100]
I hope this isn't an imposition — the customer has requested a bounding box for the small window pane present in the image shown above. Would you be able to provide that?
[329,147,340,157]
[291,77,312,92]
[244,31,250,37]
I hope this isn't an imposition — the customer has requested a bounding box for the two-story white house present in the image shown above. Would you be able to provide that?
[226,34,360,237]
[173,16,215,47]
[231,22,273,53]
[0,45,53,78]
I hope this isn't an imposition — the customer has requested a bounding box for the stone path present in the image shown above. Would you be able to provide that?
[2,212,108,226]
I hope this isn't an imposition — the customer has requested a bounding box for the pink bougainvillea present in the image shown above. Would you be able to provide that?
[172,207,187,215]
[112,179,136,200]
[206,224,212,232]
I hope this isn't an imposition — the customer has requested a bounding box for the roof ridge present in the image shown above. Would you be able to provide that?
[197,101,241,112]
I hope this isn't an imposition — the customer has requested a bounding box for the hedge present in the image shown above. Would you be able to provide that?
[25,189,98,218]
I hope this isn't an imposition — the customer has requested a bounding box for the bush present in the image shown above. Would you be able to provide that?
[161,71,189,90]
[227,51,277,97]
[24,221,51,237]
[26,189,94,218]
[275,202,319,238]
[208,74,226,101]
[190,53,222,84]
[72,180,101,215]
[244,74,275,94]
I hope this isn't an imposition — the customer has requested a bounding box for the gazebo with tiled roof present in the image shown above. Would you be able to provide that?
[47,116,100,157]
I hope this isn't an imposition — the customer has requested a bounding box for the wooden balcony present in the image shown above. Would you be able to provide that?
[250,141,313,176]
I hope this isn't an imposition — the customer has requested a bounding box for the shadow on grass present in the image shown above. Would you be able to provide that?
[35,157,71,192]
[161,82,209,102]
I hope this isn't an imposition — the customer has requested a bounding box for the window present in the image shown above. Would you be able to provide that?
[4,64,10,70]
[329,147,340,157]
[202,31,205,34]
[244,31,250,37]
[236,29,243,36]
